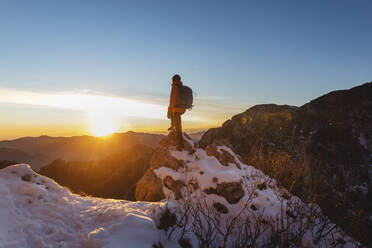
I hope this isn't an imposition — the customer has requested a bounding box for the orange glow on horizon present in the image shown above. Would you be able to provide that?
[0,87,235,140]
[0,120,220,140]
[91,119,120,137]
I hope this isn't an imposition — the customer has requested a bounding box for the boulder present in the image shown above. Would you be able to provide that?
[135,132,190,201]
[135,170,164,202]
[213,202,229,214]
[163,176,185,199]
[160,131,194,152]
[204,182,245,204]
[205,142,241,169]
[150,146,185,171]
[136,132,246,205]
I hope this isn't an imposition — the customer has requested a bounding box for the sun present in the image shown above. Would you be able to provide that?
[91,118,119,137]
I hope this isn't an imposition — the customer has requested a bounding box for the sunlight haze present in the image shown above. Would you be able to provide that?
[1,0,371,139]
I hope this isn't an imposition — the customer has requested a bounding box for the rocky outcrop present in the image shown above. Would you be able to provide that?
[204,182,245,204]
[205,142,241,169]
[136,131,357,247]
[135,132,246,207]
[135,132,190,201]
[198,82,372,244]
[213,202,229,214]
[158,131,194,152]
[135,170,165,202]
[149,145,185,171]
[163,176,185,199]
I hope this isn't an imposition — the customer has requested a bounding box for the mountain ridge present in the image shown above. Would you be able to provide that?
[198,81,372,244]
[40,143,154,200]
[0,131,165,171]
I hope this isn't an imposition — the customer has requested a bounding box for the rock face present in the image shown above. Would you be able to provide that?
[135,170,165,202]
[205,142,242,169]
[135,132,192,202]
[135,132,251,206]
[136,132,357,247]
[163,176,185,199]
[204,182,245,204]
[213,202,229,214]
[134,135,190,201]
[40,144,154,200]
[135,132,246,206]
[198,82,372,244]
[159,131,195,152]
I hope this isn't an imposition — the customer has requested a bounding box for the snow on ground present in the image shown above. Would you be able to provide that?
[0,139,358,247]
[154,145,358,247]
[0,164,176,248]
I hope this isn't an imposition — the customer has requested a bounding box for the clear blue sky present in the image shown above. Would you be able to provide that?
[0,0,371,138]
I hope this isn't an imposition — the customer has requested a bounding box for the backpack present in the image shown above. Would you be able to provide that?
[177,85,193,109]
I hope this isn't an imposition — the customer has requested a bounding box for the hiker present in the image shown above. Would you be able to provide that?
[167,74,193,150]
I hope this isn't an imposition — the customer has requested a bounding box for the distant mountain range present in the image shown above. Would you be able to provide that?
[187,131,206,142]
[0,131,164,171]
[40,144,154,200]
[0,160,18,170]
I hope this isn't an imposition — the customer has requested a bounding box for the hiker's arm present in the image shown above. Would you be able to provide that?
[168,85,176,119]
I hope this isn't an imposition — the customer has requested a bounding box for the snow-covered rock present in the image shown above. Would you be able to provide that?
[137,133,358,247]
[0,164,176,248]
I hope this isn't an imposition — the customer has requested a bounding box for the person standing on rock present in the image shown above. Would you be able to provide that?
[167,74,193,150]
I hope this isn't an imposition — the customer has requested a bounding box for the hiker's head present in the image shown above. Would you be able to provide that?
[172,74,181,82]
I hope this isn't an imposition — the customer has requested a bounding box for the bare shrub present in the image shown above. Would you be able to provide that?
[158,206,177,233]
[246,145,306,195]
[156,170,357,247]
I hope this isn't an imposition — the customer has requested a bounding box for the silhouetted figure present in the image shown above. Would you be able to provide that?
[168,74,186,150]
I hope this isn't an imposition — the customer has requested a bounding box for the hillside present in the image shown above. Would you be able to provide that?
[40,144,154,200]
[135,133,356,247]
[0,131,164,171]
[0,160,18,170]
[0,134,357,247]
[0,147,51,171]
[198,82,372,244]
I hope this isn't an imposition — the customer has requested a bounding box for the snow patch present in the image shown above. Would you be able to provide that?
[0,164,176,248]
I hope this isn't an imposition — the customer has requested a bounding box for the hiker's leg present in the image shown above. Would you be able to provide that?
[175,113,183,148]
[170,113,175,130]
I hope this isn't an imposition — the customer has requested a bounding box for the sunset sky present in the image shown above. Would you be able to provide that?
[1,0,371,140]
